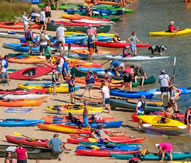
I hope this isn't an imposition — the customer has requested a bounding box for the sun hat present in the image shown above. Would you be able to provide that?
[155,144,160,148]
[141,95,146,99]
[170,21,174,24]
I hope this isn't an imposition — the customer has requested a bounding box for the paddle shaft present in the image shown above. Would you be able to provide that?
[172,57,176,84]
[97,59,112,68]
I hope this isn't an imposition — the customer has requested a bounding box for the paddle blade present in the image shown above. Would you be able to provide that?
[88,138,98,143]
[13,131,22,136]
[173,57,176,66]
[143,124,152,127]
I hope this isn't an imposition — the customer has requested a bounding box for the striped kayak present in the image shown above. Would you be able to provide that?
[0,22,40,29]
[0,119,44,127]
[0,88,47,95]
[149,28,191,36]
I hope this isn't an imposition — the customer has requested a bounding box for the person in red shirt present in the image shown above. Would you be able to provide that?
[16,143,27,163]
[168,21,179,32]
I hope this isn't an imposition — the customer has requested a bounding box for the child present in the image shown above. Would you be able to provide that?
[68,76,75,104]
[52,69,57,95]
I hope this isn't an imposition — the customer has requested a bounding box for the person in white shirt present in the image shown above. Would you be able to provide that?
[101,81,111,113]
[40,8,46,32]
[37,30,50,56]
[22,11,29,31]
[56,23,67,53]
[56,54,64,83]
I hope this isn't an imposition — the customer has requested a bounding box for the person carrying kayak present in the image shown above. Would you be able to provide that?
[168,21,179,32]
[83,101,91,128]
[134,65,147,87]
[184,107,191,133]
[110,60,125,76]
[155,142,173,162]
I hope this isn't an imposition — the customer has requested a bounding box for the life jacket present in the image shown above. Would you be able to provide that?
[25,29,32,41]
[112,36,121,42]
[138,100,145,112]
[86,74,95,84]
[2,59,8,69]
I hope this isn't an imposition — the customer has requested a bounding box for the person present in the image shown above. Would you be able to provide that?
[128,31,142,56]
[162,102,176,118]
[52,69,57,95]
[124,65,135,77]
[122,45,131,57]
[112,33,126,43]
[134,65,147,87]
[40,8,46,32]
[110,60,125,76]
[87,33,94,62]
[136,95,146,129]
[55,0,59,10]
[15,143,27,163]
[25,24,35,54]
[85,3,93,16]
[1,55,9,85]
[28,9,40,22]
[56,54,64,83]
[22,11,30,32]
[158,69,170,101]
[62,57,70,80]
[101,81,111,113]
[68,76,75,104]
[45,43,53,64]
[4,152,16,163]
[82,69,96,98]
[87,25,97,53]
[56,23,67,53]
[37,30,50,56]
[155,142,173,162]
[83,101,91,128]
[184,107,191,133]
[45,2,51,24]
[122,71,132,91]
[168,21,179,32]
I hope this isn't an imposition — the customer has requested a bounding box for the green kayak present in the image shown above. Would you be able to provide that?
[80,142,142,146]
[110,152,191,160]
[110,97,165,113]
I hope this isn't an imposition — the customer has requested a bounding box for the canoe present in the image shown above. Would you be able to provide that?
[45,104,104,115]
[0,22,40,29]
[110,97,166,113]
[37,124,92,134]
[85,0,120,6]
[138,115,187,130]
[5,135,65,148]
[104,55,170,61]
[0,99,44,107]
[96,41,151,48]
[149,28,191,36]
[41,115,114,123]
[0,144,59,159]
[9,67,52,80]
[0,119,44,127]
[110,152,191,160]
[0,88,48,94]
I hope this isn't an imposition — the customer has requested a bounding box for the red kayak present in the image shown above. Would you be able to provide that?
[96,41,152,48]
[0,88,47,95]
[76,149,140,157]
[54,21,100,26]
[9,67,52,80]
[5,135,65,148]
[0,22,40,29]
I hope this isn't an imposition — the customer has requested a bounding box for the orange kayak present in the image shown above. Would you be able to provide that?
[85,0,120,6]
[0,99,44,107]
[0,22,40,29]
[8,56,46,64]
[72,49,110,55]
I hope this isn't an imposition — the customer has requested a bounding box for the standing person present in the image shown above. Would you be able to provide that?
[184,107,191,134]
[83,101,91,128]
[1,55,9,85]
[15,143,27,163]
[55,0,59,10]
[25,24,35,54]
[87,25,97,53]
[158,69,170,102]
[45,2,51,24]
[52,69,57,95]
[45,43,53,64]
[56,54,64,83]
[128,31,142,56]
[22,11,30,32]
[40,8,46,32]
[4,152,16,163]
[82,69,95,98]
[101,81,111,113]
[56,23,67,53]
[136,95,146,129]
[134,65,147,87]
[68,76,75,104]
[110,60,125,76]
[87,34,94,62]
[62,57,70,80]
[155,142,173,162]
[38,30,50,56]
[122,71,132,91]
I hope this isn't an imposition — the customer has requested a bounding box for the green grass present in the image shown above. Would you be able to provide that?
[0,0,32,22]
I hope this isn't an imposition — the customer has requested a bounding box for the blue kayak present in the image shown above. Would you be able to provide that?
[0,118,44,127]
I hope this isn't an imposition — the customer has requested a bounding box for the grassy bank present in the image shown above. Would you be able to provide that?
[0,0,32,22]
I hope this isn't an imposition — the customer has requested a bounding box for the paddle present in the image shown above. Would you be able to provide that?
[13,131,32,139]
[172,56,176,84]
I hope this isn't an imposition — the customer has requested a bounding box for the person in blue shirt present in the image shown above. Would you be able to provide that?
[62,57,70,80]
[68,76,75,104]
[110,60,125,76]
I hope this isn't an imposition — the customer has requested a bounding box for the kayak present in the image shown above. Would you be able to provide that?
[0,119,44,127]
[54,20,100,26]
[5,135,65,148]
[69,53,107,60]
[104,55,170,62]
[45,104,104,115]
[80,142,142,146]
[41,115,114,123]
[110,97,166,113]
[85,0,120,6]
[138,115,187,130]
[72,49,110,55]
[110,152,191,160]
[78,8,113,16]
[9,67,52,80]
[96,41,151,48]
[0,22,40,29]
[65,32,115,37]
[0,99,44,107]
[149,28,191,36]
[0,31,24,39]
[8,56,46,64]
[0,88,47,95]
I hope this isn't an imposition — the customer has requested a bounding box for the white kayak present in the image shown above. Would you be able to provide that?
[69,53,107,60]
[0,31,39,39]
[1,94,51,100]
[72,19,114,25]
[103,55,170,61]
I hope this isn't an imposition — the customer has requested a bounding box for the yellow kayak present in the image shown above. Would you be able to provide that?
[65,32,115,37]
[149,28,191,36]
[45,104,104,115]
[138,115,187,130]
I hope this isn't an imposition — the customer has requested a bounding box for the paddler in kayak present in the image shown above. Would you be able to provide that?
[184,107,191,133]
[122,46,131,57]
[168,21,179,33]
[110,60,125,76]
[112,33,126,43]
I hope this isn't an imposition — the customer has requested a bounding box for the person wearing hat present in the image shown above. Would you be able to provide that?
[134,64,147,87]
[168,21,179,32]
[101,81,111,113]
[110,60,125,76]
[95,124,112,141]
[83,101,91,128]
[136,95,146,129]
[184,107,191,133]
[25,24,35,54]
[68,75,75,104]
[22,11,30,32]
[40,7,47,32]
[122,45,131,57]
[155,142,173,162]
[56,23,67,53]
[158,69,170,101]
[1,55,9,85]
[62,57,70,80]
[52,69,57,95]
[87,33,94,62]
